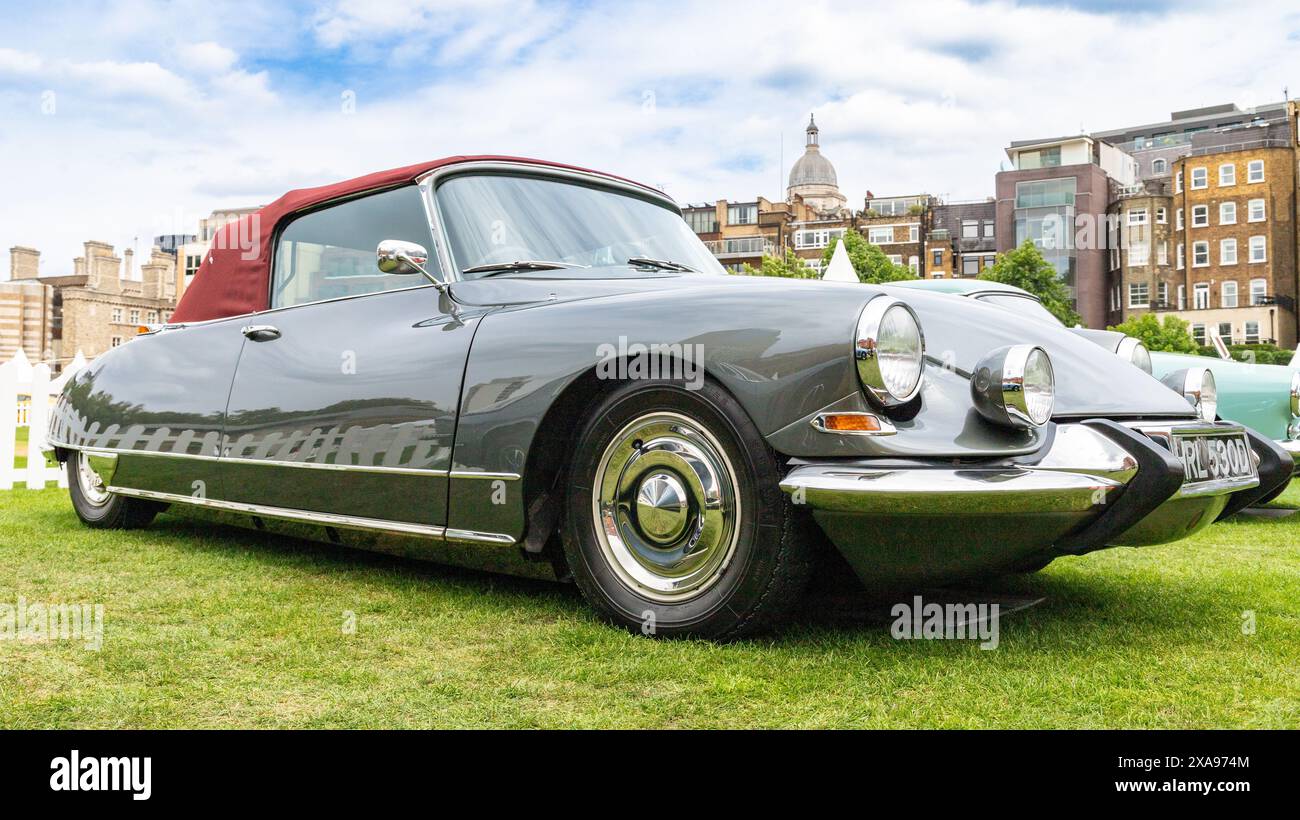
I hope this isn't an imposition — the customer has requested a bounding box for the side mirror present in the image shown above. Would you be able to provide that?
[376,240,429,275]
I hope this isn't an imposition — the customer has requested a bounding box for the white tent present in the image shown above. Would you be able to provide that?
[821,239,859,283]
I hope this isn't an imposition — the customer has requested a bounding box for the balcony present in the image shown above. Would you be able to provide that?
[702,236,773,258]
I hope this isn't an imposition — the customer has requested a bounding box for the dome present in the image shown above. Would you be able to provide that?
[788,148,838,188]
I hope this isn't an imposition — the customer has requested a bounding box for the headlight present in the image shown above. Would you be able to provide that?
[1116,336,1152,374]
[971,344,1055,428]
[854,297,925,408]
[1290,371,1299,418]
[1162,367,1217,422]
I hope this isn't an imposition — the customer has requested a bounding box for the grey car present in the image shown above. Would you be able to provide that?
[41,157,1285,639]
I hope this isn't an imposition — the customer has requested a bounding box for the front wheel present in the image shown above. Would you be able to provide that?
[67,451,163,529]
[562,380,815,640]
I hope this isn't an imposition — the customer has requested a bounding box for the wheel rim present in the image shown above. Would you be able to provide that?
[592,411,740,602]
[76,451,111,507]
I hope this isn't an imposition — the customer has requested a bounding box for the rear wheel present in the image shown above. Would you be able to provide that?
[562,380,815,640]
[67,451,163,529]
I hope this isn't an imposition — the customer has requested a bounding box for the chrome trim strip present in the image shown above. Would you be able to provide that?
[106,487,449,539]
[1279,439,1300,472]
[53,443,447,476]
[445,528,518,546]
[448,470,522,480]
[808,412,897,437]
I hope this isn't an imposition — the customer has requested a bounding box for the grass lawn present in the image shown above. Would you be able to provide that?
[1,482,1297,728]
[13,426,27,470]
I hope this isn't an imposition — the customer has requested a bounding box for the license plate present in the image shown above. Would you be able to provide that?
[1172,432,1256,488]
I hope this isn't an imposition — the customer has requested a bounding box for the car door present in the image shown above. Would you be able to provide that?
[219,184,473,530]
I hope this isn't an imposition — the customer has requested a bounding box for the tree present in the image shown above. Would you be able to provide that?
[1108,313,1202,354]
[979,241,1082,326]
[820,230,916,283]
[741,249,818,279]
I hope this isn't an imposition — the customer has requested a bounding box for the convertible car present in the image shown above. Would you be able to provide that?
[40,156,1287,639]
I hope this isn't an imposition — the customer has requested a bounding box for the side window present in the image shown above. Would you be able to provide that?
[271,185,435,309]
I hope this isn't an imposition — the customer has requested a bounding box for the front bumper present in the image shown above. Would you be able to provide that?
[780,419,1258,586]
[1281,439,1300,474]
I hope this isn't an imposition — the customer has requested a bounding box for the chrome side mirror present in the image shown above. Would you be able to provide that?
[376,239,429,275]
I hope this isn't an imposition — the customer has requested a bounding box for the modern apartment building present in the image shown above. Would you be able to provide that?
[995,135,1137,329]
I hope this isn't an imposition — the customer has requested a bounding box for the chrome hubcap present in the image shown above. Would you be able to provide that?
[593,412,740,602]
[76,451,110,506]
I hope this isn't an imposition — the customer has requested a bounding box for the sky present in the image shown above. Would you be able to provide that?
[2,0,1299,277]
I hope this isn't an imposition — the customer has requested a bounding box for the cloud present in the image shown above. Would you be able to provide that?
[3,0,1300,274]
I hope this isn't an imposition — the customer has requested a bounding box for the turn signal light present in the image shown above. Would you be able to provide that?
[810,412,896,436]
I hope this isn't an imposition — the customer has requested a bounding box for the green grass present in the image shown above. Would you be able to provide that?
[1,483,1297,728]
[13,426,27,470]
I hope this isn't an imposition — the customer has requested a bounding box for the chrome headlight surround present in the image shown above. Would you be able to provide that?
[971,344,1056,429]
[1116,336,1152,374]
[1290,370,1299,419]
[1161,367,1217,422]
[854,296,925,409]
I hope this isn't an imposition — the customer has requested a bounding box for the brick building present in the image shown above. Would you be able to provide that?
[0,247,55,361]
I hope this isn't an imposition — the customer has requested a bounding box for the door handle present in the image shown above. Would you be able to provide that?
[241,324,281,341]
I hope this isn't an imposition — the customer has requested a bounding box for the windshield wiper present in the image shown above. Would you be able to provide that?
[627,256,695,272]
[461,260,581,277]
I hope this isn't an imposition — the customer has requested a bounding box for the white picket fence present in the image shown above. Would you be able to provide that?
[0,348,88,490]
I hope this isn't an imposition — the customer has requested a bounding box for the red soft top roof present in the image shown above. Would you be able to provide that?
[170,155,660,323]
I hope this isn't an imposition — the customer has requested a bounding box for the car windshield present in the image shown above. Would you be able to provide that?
[976,293,1062,326]
[436,173,726,279]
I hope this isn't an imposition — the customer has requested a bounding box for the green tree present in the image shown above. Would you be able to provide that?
[1107,313,1204,354]
[820,230,916,283]
[741,249,818,279]
[979,241,1082,326]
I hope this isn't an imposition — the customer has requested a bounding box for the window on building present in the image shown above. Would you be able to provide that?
[110,336,123,348]
[1220,238,1237,265]
[1219,202,1236,225]
[1128,282,1150,308]
[1219,163,1235,186]
[1194,283,1210,309]
[961,220,979,239]
[1221,280,1238,308]
[1250,278,1267,305]
[1249,235,1266,263]
[983,221,994,238]
[1248,198,1265,222]
[962,257,981,276]
[1014,178,1076,208]
[272,184,437,309]
[1110,284,1120,312]
[909,225,920,243]
[1247,160,1264,183]
[794,228,844,249]
[1191,323,1206,344]
[1175,209,1184,231]
[147,311,158,323]
[909,256,920,275]
[1157,281,1169,306]
[185,255,202,278]
[1191,205,1208,227]
[1127,208,1147,226]
[1128,243,1149,266]
[683,209,717,234]
[1156,206,1167,224]
[1152,158,1168,174]
[727,203,757,225]
[1175,170,1183,193]
[128,309,140,324]
[1015,146,1062,170]
[1190,167,1207,189]
[1244,321,1260,344]
[111,307,122,323]
[1176,242,1185,269]
[869,227,894,245]
[1192,241,1209,267]
[1156,242,1167,266]
[932,249,943,267]
[1217,322,1233,343]
[1177,284,1185,310]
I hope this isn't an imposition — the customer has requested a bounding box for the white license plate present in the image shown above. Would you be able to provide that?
[1172,433,1256,486]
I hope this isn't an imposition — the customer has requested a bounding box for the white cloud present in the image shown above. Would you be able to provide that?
[3,0,1300,275]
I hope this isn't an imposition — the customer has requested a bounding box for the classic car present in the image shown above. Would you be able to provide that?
[895,278,1300,494]
[40,156,1290,640]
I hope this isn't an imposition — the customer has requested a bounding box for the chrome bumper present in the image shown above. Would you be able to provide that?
[780,420,1258,585]
[1281,439,1300,473]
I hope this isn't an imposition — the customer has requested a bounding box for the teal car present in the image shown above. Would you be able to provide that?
[893,278,1300,489]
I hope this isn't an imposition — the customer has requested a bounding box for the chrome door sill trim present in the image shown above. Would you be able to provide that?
[448,470,522,481]
[445,528,518,546]
[107,487,448,539]
[52,442,448,475]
